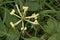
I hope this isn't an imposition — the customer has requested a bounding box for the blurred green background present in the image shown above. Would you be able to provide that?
[0,0,60,40]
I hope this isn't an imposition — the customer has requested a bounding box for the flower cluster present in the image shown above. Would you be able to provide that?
[10,4,39,31]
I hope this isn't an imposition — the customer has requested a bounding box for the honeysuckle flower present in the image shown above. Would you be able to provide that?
[10,4,39,31]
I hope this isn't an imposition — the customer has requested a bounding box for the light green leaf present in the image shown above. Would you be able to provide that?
[0,20,6,37]
[44,18,57,34]
[6,29,20,40]
[56,22,60,33]
[26,0,39,11]
[48,33,60,40]
[24,37,40,40]
[48,34,57,40]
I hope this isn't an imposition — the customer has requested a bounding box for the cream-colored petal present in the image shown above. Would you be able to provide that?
[24,27,27,30]
[23,6,28,12]
[10,9,15,15]
[25,20,39,25]
[10,22,15,29]
[32,13,39,17]
[25,13,39,19]
[33,20,39,24]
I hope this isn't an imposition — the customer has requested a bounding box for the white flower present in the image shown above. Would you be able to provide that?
[10,4,39,31]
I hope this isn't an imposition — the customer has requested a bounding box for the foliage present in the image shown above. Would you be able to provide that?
[0,0,60,40]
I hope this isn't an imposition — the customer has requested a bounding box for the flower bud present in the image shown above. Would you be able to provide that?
[32,13,39,19]
[24,27,27,30]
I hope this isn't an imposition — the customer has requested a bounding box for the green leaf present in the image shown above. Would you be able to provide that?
[43,18,57,34]
[56,22,60,33]
[48,34,57,40]
[24,37,40,40]
[0,20,6,37]
[6,29,20,40]
[26,0,39,11]
[48,33,60,40]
